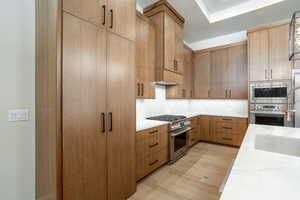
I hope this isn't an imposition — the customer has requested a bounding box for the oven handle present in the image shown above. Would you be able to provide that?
[171,127,192,137]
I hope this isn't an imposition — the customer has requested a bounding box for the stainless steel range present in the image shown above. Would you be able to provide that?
[147,115,191,164]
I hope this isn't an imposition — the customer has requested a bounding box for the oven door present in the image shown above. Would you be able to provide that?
[169,127,191,164]
[253,113,285,126]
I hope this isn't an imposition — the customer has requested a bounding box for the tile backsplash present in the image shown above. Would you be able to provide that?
[136,86,248,120]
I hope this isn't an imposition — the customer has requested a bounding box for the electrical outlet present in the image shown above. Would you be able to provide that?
[8,109,30,122]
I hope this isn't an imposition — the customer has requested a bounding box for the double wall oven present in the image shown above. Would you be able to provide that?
[249,81,293,127]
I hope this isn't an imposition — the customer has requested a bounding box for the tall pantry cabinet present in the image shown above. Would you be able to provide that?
[36,0,136,200]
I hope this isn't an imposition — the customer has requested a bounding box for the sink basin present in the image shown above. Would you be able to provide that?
[255,133,300,157]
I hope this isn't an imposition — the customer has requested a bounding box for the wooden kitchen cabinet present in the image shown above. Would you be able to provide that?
[248,29,269,81]
[166,45,193,99]
[228,44,248,99]
[144,0,185,84]
[174,22,184,74]
[198,116,248,147]
[136,125,169,181]
[62,13,108,200]
[184,45,194,98]
[248,22,291,81]
[64,0,135,41]
[37,0,136,199]
[269,24,291,80]
[210,48,228,99]
[194,52,210,98]
[199,116,211,141]
[63,0,107,27]
[136,12,156,99]
[106,33,136,199]
[189,117,199,146]
[193,42,248,99]
[107,0,136,41]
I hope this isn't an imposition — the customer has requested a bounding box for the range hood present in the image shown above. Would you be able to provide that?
[154,81,177,86]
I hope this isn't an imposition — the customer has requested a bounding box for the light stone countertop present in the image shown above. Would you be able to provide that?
[136,112,248,131]
[220,124,300,200]
[136,119,170,132]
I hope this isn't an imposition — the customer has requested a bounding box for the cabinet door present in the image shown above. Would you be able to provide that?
[164,14,176,72]
[62,13,107,200]
[194,53,210,98]
[107,0,136,41]
[136,15,155,99]
[269,24,292,80]
[63,0,106,27]
[248,30,269,81]
[228,44,248,99]
[210,49,228,98]
[175,22,184,74]
[184,47,194,98]
[107,33,136,199]
[199,116,210,141]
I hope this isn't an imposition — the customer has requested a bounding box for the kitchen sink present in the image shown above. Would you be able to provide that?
[255,133,300,157]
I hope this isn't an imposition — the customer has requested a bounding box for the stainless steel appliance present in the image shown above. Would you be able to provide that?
[249,104,292,127]
[147,115,191,164]
[250,81,291,104]
[293,69,300,127]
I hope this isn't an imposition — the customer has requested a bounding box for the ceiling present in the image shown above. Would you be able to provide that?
[137,0,300,44]
[202,0,249,13]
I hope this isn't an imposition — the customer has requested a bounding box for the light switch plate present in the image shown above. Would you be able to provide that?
[8,109,30,122]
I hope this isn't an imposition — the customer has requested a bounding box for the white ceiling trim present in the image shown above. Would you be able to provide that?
[187,31,247,51]
[195,0,285,23]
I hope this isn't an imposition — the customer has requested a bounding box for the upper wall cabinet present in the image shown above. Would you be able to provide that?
[166,45,193,99]
[228,44,248,99]
[248,22,291,82]
[194,52,210,98]
[144,0,185,84]
[63,0,136,41]
[210,48,228,98]
[193,42,248,99]
[136,12,156,99]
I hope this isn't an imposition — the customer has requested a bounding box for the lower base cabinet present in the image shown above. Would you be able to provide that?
[136,125,168,181]
[199,116,248,147]
[189,117,199,146]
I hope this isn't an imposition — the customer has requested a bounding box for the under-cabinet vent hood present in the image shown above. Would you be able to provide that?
[154,81,177,86]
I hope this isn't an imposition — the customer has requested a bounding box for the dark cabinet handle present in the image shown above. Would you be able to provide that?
[137,83,140,96]
[102,5,106,25]
[222,137,232,141]
[222,127,232,130]
[141,84,144,96]
[149,160,159,166]
[149,143,159,148]
[222,118,232,121]
[101,113,105,133]
[190,90,193,98]
[108,112,112,132]
[109,9,113,29]
[149,130,158,134]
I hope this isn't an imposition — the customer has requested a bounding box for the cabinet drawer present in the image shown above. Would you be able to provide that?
[217,117,248,124]
[136,125,168,160]
[136,148,168,181]
[218,133,235,146]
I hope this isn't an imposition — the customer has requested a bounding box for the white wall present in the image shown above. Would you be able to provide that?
[0,1,35,200]
[137,86,248,120]
[188,31,247,51]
